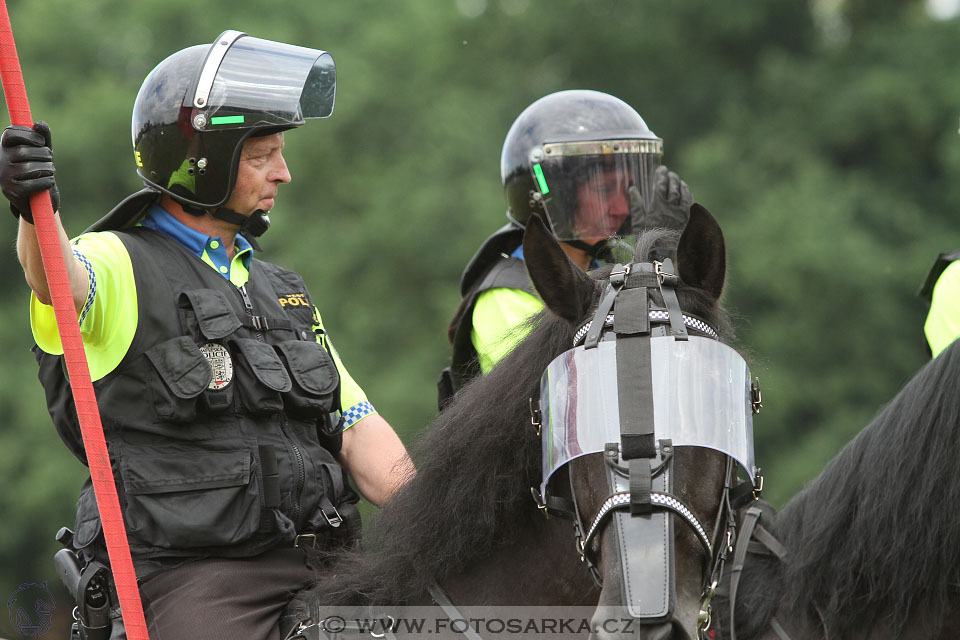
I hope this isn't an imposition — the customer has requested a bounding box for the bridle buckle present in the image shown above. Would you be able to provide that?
[654,260,678,286]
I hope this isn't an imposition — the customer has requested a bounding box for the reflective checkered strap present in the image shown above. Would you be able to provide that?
[342,400,375,429]
[73,249,96,327]
[581,491,712,558]
[573,310,718,346]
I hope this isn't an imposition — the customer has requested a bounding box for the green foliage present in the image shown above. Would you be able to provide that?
[0,0,958,618]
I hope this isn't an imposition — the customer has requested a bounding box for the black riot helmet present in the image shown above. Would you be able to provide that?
[501,90,662,247]
[131,30,336,217]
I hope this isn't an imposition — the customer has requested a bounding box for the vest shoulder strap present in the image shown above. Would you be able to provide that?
[476,256,535,296]
[919,250,960,303]
[458,223,525,295]
[441,257,537,408]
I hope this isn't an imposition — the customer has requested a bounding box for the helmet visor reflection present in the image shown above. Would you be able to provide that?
[532,140,662,242]
[190,34,336,130]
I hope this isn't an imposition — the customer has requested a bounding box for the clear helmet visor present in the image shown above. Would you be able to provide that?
[531,139,662,243]
[189,31,336,131]
[540,337,757,499]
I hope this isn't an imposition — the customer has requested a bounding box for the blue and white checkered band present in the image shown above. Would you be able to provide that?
[342,400,376,429]
[72,249,96,327]
[582,491,713,557]
[199,342,233,390]
[572,310,718,347]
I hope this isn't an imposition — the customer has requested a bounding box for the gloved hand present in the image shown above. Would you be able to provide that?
[0,120,60,224]
[628,164,693,232]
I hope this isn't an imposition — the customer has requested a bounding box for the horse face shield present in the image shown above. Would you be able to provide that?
[539,337,757,496]
[534,260,760,631]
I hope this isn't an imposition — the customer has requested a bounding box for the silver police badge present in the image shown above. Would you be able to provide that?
[199,342,233,390]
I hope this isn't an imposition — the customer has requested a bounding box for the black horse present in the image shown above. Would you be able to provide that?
[719,339,960,639]
[286,205,741,640]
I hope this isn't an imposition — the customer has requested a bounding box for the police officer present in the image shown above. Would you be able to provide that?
[439,90,693,405]
[921,251,960,356]
[0,32,412,639]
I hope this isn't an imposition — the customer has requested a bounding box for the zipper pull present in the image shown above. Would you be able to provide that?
[238,285,254,314]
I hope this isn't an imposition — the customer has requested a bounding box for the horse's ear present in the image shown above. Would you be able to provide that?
[523,214,594,324]
[677,203,726,302]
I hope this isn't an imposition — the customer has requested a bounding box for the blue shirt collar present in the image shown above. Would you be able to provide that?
[510,244,601,269]
[141,205,253,275]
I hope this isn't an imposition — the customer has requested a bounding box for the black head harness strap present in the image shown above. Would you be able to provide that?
[582,260,687,518]
[562,259,738,630]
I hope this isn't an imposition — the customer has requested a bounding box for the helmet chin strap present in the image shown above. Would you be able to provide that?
[211,207,270,237]
[182,202,270,250]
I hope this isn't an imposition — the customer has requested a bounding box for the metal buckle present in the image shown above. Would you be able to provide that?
[697,579,719,635]
[321,506,343,528]
[528,397,542,436]
[610,263,631,287]
[654,260,678,286]
[751,377,763,414]
[530,487,549,518]
[294,533,319,549]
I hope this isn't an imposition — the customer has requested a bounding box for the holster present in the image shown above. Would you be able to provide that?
[55,528,126,640]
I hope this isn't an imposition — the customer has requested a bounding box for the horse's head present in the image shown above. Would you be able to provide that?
[524,206,760,640]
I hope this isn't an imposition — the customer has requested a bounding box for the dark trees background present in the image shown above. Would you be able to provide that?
[1,1,958,635]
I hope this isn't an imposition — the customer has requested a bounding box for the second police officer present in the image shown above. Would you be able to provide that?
[439,90,694,406]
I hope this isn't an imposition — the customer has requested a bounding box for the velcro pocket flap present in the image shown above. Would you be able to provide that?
[179,290,243,340]
[275,341,338,396]
[232,338,292,392]
[145,337,211,399]
[122,449,250,495]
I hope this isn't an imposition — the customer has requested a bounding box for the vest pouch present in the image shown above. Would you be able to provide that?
[73,479,103,552]
[178,290,244,340]
[145,337,212,423]
[120,445,262,550]
[230,338,291,415]
[274,340,340,418]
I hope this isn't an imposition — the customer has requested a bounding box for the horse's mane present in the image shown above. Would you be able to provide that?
[301,229,732,606]
[763,340,960,636]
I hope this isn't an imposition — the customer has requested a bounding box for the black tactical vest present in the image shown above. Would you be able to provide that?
[36,227,360,571]
[437,223,537,408]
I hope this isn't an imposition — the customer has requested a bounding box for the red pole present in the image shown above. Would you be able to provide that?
[0,4,149,638]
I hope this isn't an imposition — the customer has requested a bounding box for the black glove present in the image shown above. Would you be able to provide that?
[0,120,60,224]
[628,164,693,232]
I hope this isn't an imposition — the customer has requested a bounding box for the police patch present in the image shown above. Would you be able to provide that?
[279,292,309,307]
[199,342,233,390]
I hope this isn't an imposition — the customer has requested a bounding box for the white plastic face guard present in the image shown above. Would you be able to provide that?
[540,336,757,499]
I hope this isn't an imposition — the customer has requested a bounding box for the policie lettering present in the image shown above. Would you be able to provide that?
[279,293,309,307]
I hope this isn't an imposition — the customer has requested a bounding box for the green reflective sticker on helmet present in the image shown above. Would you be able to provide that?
[211,115,245,125]
[533,163,550,195]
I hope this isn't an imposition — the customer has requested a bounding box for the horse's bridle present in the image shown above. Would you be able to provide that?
[533,259,762,638]
[568,443,751,637]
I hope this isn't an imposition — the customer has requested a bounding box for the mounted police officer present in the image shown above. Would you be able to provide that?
[0,31,413,639]
[438,90,694,406]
